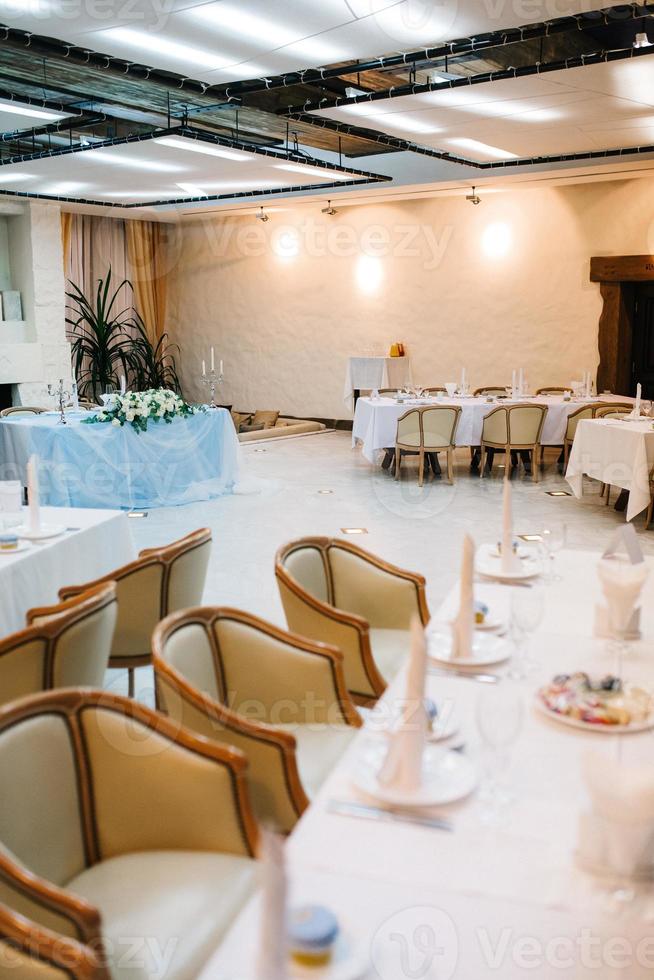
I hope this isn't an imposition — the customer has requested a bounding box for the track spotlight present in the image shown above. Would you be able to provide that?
[321,199,338,215]
[256,206,269,222]
[466,186,481,205]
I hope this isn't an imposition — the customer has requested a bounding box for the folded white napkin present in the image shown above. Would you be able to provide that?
[578,751,654,877]
[255,831,289,980]
[378,617,427,793]
[501,477,521,574]
[597,557,648,637]
[27,454,40,533]
[451,534,474,660]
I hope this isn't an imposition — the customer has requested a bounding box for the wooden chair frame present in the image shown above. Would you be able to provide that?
[275,537,429,705]
[480,403,547,482]
[473,386,508,396]
[0,903,103,978]
[58,528,211,696]
[535,386,573,395]
[0,406,47,417]
[394,405,462,487]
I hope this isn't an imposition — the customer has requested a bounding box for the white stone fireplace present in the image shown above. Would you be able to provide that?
[0,201,71,408]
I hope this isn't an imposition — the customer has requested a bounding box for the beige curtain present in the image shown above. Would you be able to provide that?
[61,212,131,325]
[125,220,168,345]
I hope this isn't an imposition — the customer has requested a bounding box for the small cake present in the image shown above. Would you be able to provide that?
[288,905,339,967]
[0,533,18,552]
[474,600,489,625]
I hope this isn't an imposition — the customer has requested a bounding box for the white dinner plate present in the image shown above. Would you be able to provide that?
[352,742,477,807]
[476,544,540,582]
[427,626,509,669]
[15,524,67,541]
[290,933,369,980]
[534,696,654,735]
[376,704,458,743]
[0,541,30,555]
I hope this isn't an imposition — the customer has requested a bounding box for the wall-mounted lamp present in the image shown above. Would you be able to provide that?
[466,186,481,205]
[321,199,338,215]
[256,206,269,222]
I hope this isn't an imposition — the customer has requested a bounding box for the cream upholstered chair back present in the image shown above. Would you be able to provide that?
[0,585,117,709]
[481,406,508,444]
[508,404,547,444]
[564,404,594,440]
[421,406,460,449]
[0,904,102,978]
[58,529,211,664]
[474,386,507,396]
[423,386,446,395]
[153,608,360,833]
[0,690,258,919]
[535,386,572,395]
[594,402,634,419]
[396,408,421,448]
[0,407,47,418]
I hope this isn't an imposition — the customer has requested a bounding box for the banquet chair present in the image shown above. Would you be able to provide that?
[594,403,635,418]
[535,386,573,395]
[58,528,211,698]
[0,406,47,417]
[77,399,100,411]
[0,903,103,978]
[153,607,362,834]
[423,387,447,395]
[275,537,429,704]
[473,386,507,397]
[0,689,258,980]
[395,406,461,486]
[561,403,607,470]
[480,404,547,481]
[0,584,117,710]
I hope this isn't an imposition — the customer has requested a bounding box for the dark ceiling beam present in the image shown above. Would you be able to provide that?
[284,40,654,114]
[0,112,105,142]
[0,85,84,116]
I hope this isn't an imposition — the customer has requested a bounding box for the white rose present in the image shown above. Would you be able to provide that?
[112,418,121,427]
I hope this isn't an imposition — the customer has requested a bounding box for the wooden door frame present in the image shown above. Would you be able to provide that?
[591,255,654,394]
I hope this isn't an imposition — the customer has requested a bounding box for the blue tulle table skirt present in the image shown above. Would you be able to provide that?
[0,409,240,509]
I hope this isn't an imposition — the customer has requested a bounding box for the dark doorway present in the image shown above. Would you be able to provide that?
[0,385,11,411]
[631,283,654,398]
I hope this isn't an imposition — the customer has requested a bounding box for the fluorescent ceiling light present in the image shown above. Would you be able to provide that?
[84,150,183,172]
[283,37,346,63]
[0,172,36,183]
[176,182,207,196]
[275,162,352,181]
[0,99,69,122]
[97,190,157,198]
[448,138,518,160]
[42,182,87,194]
[338,102,387,118]
[377,113,441,135]
[458,100,560,123]
[156,136,254,162]
[101,27,229,70]
[187,4,298,48]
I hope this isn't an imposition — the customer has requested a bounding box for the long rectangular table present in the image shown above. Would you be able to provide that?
[0,408,239,509]
[352,394,632,464]
[201,549,654,979]
[0,506,135,635]
[566,417,654,521]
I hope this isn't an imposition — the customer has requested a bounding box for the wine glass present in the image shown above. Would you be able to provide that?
[541,523,567,582]
[509,582,545,678]
[476,686,524,823]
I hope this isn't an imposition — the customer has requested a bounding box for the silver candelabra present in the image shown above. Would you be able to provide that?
[199,369,224,409]
[47,379,73,425]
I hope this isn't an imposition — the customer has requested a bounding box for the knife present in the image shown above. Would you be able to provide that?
[428,666,499,683]
[327,799,454,832]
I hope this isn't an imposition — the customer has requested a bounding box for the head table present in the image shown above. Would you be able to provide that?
[202,548,654,979]
[352,393,634,463]
[0,408,239,510]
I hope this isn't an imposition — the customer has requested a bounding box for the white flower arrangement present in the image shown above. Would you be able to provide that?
[83,389,203,434]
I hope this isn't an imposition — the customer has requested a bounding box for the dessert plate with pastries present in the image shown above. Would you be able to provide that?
[536,672,654,733]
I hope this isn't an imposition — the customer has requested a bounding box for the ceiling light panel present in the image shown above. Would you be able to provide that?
[0,134,371,205]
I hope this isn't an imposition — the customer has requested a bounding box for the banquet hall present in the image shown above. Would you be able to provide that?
[2,1,654,978]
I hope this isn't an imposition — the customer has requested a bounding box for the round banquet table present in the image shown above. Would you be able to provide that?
[351,393,633,463]
[0,408,239,509]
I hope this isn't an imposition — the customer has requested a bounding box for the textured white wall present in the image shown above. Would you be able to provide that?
[165,177,654,419]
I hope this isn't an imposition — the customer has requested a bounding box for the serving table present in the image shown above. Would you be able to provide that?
[0,506,135,635]
[353,394,633,464]
[566,417,654,522]
[344,356,412,411]
[201,549,654,979]
[0,409,239,509]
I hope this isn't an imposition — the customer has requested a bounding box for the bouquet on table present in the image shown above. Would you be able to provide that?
[82,389,204,434]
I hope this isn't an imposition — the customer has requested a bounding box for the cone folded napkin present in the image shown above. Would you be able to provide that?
[451,534,475,660]
[378,617,428,793]
[501,476,521,574]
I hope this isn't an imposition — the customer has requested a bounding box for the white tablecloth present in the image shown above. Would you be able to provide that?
[0,506,135,636]
[352,394,631,463]
[201,548,654,979]
[566,418,654,521]
[343,357,412,410]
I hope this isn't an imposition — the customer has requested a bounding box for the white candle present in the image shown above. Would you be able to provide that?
[635,382,642,417]
[512,369,516,395]
[461,367,466,391]
[27,454,40,533]
[211,347,215,372]
[120,374,126,395]
[202,360,206,377]
[219,359,224,376]
[518,367,524,395]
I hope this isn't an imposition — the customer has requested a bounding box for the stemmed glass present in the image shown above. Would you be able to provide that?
[476,686,524,824]
[509,582,545,678]
[541,523,566,583]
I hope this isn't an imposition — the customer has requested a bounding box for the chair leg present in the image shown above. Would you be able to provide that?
[447,448,454,484]
[646,496,653,530]
[505,448,511,472]
[128,667,135,698]
[532,447,539,482]
[599,482,606,498]
[605,485,611,507]
[480,443,486,477]
[418,451,425,487]
[563,440,570,471]
[394,447,401,480]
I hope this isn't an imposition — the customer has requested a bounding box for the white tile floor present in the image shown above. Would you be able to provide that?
[119,431,654,702]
